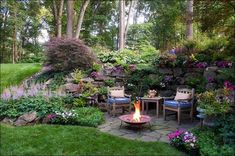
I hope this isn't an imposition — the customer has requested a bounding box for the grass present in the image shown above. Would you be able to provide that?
[0,124,183,155]
[0,63,41,91]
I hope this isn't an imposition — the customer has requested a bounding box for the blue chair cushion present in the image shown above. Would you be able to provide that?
[164,100,192,108]
[108,97,131,105]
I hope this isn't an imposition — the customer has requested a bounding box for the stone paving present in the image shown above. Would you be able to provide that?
[98,110,199,142]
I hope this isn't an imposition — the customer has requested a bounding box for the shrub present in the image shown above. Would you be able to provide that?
[73,98,86,107]
[192,127,234,156]
[48,107,104,127]
[104,79,115,87]
[44,38,99,71]
[71,69,84,83]
[197,89,231,116]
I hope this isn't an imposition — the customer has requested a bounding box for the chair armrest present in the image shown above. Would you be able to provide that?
[124,94,132,98]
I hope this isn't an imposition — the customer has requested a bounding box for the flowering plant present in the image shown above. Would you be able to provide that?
[168,129,198,151]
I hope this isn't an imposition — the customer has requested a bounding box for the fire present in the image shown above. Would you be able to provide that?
[133,100,141,122]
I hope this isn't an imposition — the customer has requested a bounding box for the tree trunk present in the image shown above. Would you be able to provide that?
[66,0,74,38]
[119,0,125,50]
[124,0,135,45]
[12,7,18,64]
[186,0,193,40]
[75,0,90,39]
[57,0,64,38]
[52,0,58,37]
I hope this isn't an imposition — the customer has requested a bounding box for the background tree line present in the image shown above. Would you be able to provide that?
[0,0,234,63]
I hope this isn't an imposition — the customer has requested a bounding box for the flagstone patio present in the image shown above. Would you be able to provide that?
[98,111,199,142]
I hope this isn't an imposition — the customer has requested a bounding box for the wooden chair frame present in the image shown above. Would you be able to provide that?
[163,87,195,125]
[107,86,131,116]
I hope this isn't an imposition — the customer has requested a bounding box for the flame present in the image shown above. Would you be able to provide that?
[133,100,141,122]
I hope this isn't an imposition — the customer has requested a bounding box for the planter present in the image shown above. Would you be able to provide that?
[203,116,216,127]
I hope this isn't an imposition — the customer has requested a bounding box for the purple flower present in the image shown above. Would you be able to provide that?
[90,71,99,78]
[47,114,57,120]
[111,65,124,73]
[1,89,11,101]
[164,75,173,82]
[195,62,207,68]
[27,86,38,97]
[12,87,24,100]
[216,60,232,68]
[224,81,235,91]
[208,76,214,83]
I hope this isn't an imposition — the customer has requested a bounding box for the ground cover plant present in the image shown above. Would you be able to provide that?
[0,124,184,156]
[0,63,41,92]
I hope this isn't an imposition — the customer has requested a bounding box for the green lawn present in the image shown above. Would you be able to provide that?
[0,63,41,91]
[0,124,183,155]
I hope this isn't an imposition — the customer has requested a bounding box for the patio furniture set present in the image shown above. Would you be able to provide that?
[106,86,195,125]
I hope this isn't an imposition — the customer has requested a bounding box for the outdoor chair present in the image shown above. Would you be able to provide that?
[107,86,131,116]
[163,87,195,125]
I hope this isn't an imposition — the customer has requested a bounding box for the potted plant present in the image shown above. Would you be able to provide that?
[197,89,231,126]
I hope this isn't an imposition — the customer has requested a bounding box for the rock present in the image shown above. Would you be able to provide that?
[159,68,173,74]
[206,66,218,72]
[206,83,217,90]
[92,81,105,87]
[1,118,14,125]
[175,77,185,85]
[14,111,37,126]
[173,68,183,77]
[203,67,218,81]
[81,77,94,83]
[65,83,80,93]
[159,90,174,97]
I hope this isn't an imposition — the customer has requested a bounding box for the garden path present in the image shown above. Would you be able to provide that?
[98,111,199,142]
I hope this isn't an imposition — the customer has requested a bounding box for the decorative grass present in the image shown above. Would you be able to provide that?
[0,63,41,92]
[0,124,183,155]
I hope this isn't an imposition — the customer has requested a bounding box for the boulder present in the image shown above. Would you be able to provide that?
[203,67,218,81]
[206,83,217,90]
[65,83,81,93]
[1,118,14,125]
[159,68,173,74]
[14,111,37,126]
[173,68,183,77]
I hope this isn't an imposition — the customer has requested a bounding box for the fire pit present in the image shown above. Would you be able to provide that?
[119,114,151,125]
[119,100,151,128]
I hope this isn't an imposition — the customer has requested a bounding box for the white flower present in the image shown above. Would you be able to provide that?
[190,143,194,147]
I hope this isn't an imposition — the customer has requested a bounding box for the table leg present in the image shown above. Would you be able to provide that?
[141,101,145,114]
[156,101,159,118]
[146,102,149,114]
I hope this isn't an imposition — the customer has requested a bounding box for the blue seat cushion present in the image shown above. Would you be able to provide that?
[108,97,131,105]
[164,100,192,108]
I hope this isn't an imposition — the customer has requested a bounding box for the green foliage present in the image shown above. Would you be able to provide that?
[74,107,104,127]
[192,127,234,156]
[216,69,235,86]
[71,69,84,83]
[0,63,41,92]
[98,86,108,95]
[127,66,163,97]
[47,72,66,91]
[185,75,206,93]
[82,82,98,97]
[0,96,64,119]
[0,124,183,155]
[197,90,231,116]
[73,98,86,107]
[92,63,102,72]
[214,115,235,145]
[104,79,115,87]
